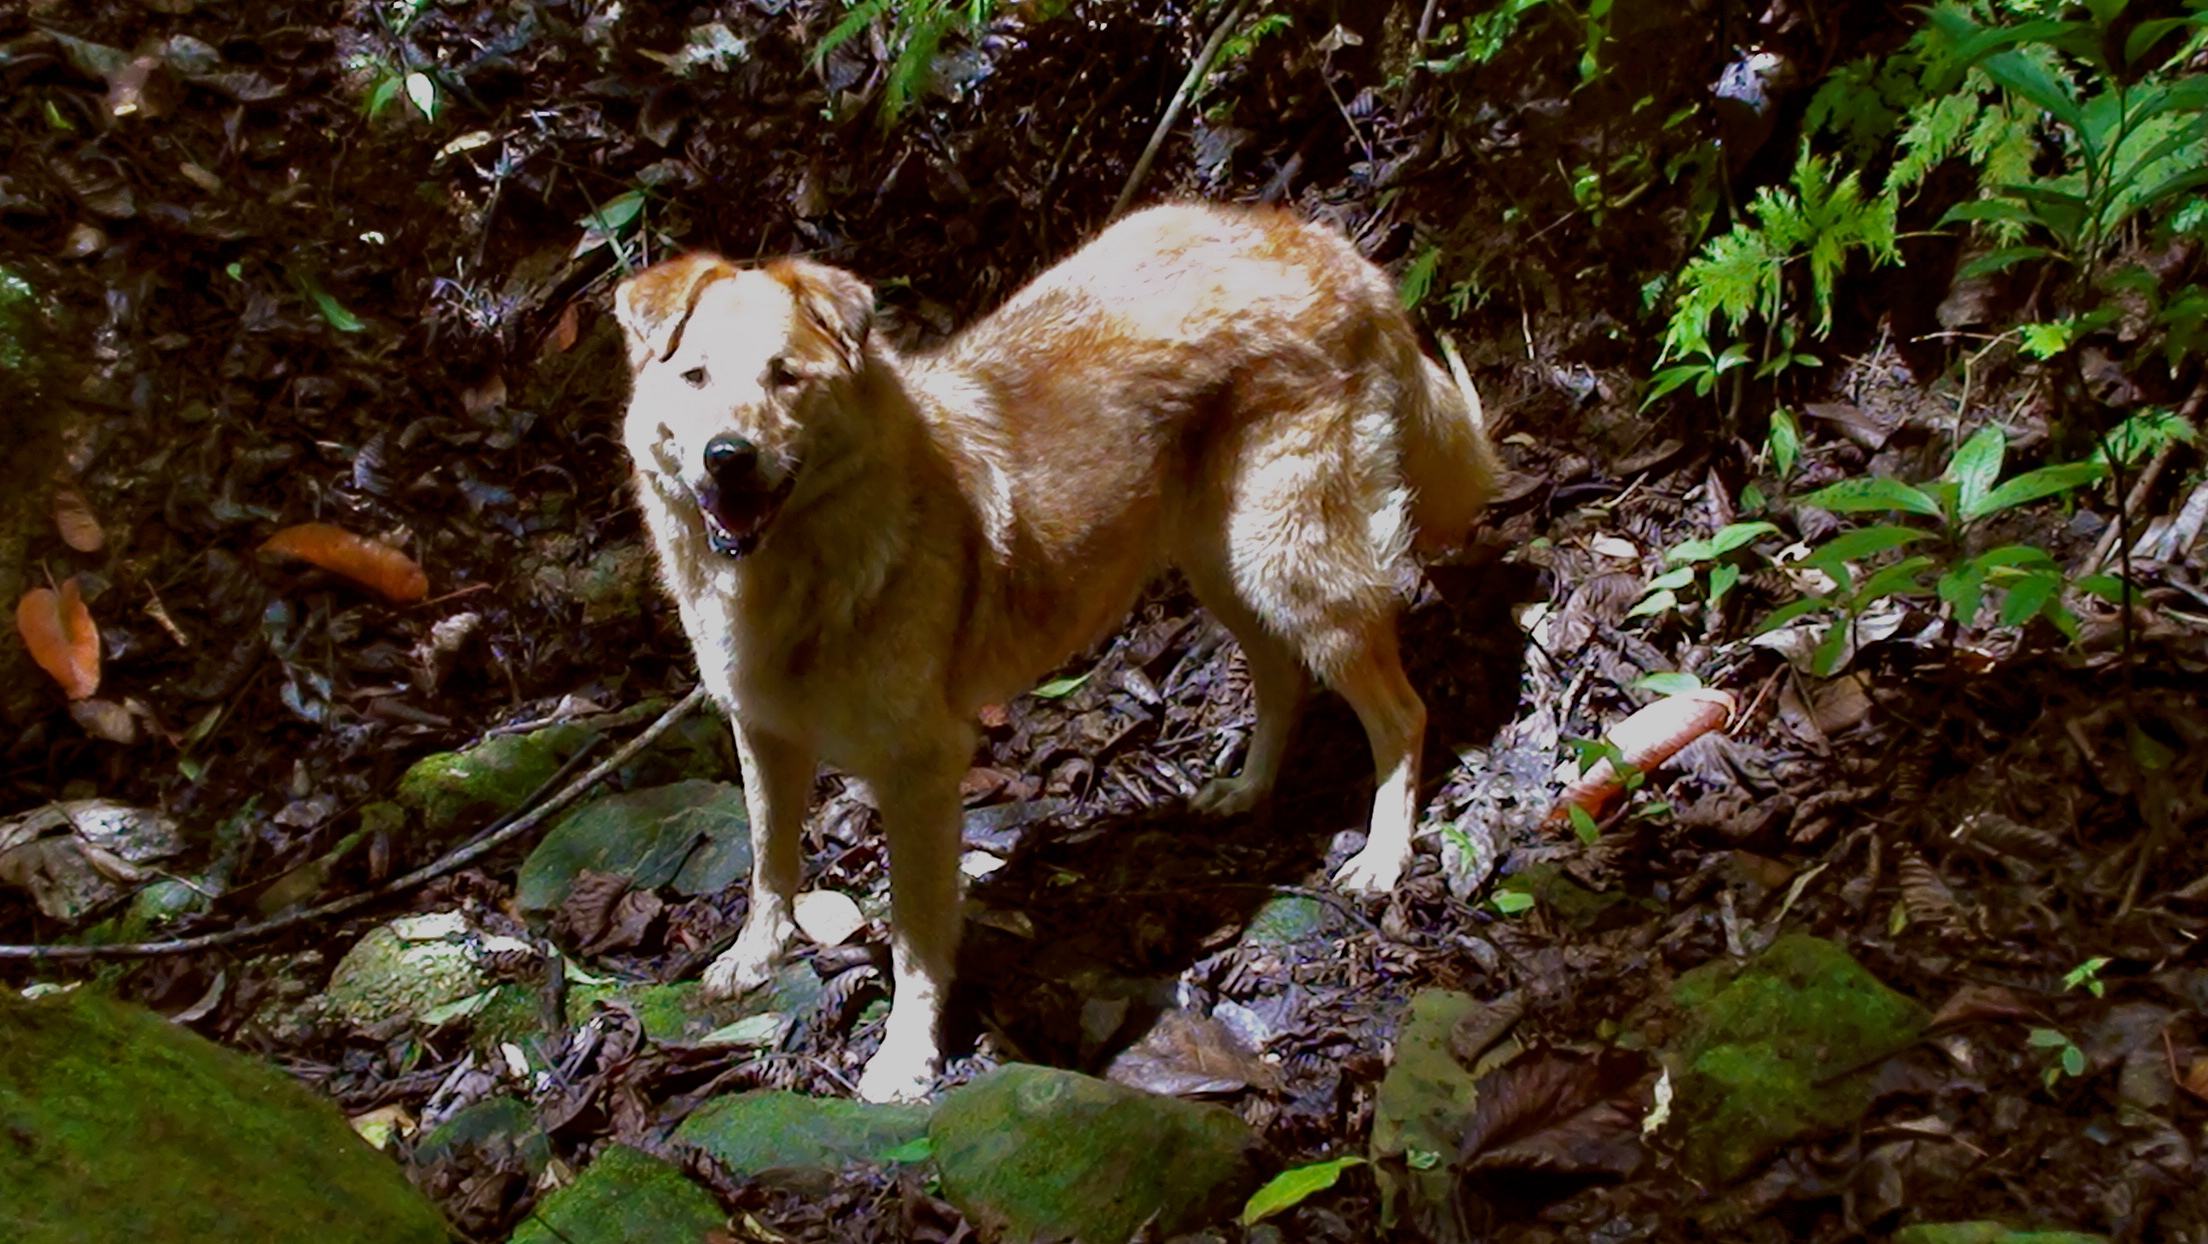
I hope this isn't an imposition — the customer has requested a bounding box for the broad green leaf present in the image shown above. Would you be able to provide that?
[1645,566,1696,591]
[1964,544,2059,572]
[1031,672,1091,699]
[1974,460,2106,517]
[1982,49,2085,131]
[1767,407,1801,478]
[1626,588,1678,619]
[1242,1156,1366,1226]
[583,189,647,233]
[1804,524,1933,569]
[2074,573,2138,606]
[1997,568,2062,627]
[1944,425,2006,520]
[1398,246,1442,310]
[878,1135,935,1163]
[1854,554,1936,607]
[1938,563,1988,626]
[1958,246,2053,280]
[1799,477,1944,518]
[2018,320,2078,359]
[366,75,404,118]
[1938,199,2040,228]
[2124,18,2206,69]
[1568,803,1599,844]
[1754,595,1832,634]
[1490,889,1537,914]
[1642,363,1712,407]
[1631,671,1704,695]
[287,267,365,333]
[1704,520,1780,558]
[1811,618,1852,676]
[1708,562,1741,606]
[2128,721,2175,770]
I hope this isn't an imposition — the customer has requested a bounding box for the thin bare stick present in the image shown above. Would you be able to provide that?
[1111,0,1255,221]
[0,687,708,962]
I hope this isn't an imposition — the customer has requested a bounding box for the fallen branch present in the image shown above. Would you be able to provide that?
[0,686,707,962]
[1110,0,1255,221]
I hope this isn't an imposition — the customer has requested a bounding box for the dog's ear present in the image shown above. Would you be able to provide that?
[614,254,734,371]
[769,259,874,369]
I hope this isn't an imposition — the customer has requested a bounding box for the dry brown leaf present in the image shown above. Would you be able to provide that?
[261,523,428,603]
[17,579,101,700]
[548,301,581,353]
[67,698,135,743]
[51,483,106,552]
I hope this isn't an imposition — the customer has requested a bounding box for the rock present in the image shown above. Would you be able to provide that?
[1893,1224,2107,1244]
[0,987,448,1243]
[676,1090,929,1178]
[518,779,751,912]
[930,1063,1265,1244]
[1369,990,1520,1233]
[1666,934,1929,1183]
[565,963,820,1045]
[1242,894,1334,948]
[396,722,597,833]
[322,912,534,1031]
[507,1144,723,1244]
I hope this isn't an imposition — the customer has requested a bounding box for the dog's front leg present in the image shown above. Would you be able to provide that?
[854,761,963,1103]
[702,723,813,998]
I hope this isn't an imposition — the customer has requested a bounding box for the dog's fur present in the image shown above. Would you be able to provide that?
[616,203,1498,1101]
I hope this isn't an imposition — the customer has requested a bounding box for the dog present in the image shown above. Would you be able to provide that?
[616,203,1498,1101]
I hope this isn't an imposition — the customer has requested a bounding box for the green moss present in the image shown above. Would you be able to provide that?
[676,1091,929,1176]
[396,722,597,832]
[1668,935,1928,1183]
[0,989,448,1244]
[509,1145,722,1244]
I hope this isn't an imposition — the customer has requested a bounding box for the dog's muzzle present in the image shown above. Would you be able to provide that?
[696,433,795,558]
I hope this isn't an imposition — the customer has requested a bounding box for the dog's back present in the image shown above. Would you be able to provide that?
[912,204,1496,673]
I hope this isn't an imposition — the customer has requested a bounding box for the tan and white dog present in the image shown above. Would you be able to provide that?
[616,203,1497,1101]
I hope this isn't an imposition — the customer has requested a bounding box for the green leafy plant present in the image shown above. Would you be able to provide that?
[814,0,998,128]
[2062,956,2111,998]
[1241,1156,1365,1226]
[1657,146,1900,379]
[1764,425,2116,674]
[1632,521,1780,621]
[2027,1026,2086,1088]
[1927,1,2208,280]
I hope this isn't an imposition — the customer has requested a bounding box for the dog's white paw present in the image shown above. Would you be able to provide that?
[699,918,790,999]
[856,1038,939,1103]
[1191,774,1265,817]
[1332,847,1404,897]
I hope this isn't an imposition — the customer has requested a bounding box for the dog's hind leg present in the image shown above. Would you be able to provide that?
[1327,622,1427,895]
[704,724,814,998]
[855,747,966,1102]
[1185,565,1311,817]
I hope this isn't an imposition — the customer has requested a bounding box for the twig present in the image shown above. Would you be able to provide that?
[0,687,708,962]
[1110,0,1255,221]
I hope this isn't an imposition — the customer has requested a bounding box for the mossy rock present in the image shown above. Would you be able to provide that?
[396,722,597,833]
[518,779,751,913]
[565,962,820,1045]
[675,1090,930,1177]
[1893,1223,2107,1244]
[1369,989,1521,1231]
[930,1063,1265,1244]
[508,1144,723,1244]
[0,988,448,1244]
[1667,934,1929,1183]
[414,1094,551,1177]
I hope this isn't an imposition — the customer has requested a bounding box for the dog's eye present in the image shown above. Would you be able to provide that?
[766,357,799,389]
[681,367,708,388]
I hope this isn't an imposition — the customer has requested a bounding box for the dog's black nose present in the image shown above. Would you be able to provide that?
[704,434,759,485]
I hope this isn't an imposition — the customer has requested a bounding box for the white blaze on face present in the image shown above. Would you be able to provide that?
[653,278,797,470]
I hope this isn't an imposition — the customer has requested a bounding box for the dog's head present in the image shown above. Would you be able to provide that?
[616,253,875,557]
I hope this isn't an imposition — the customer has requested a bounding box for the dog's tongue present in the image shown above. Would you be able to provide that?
[698,484,782,557]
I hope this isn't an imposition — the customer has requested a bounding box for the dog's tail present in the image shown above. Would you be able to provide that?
[1403,332,1501,556]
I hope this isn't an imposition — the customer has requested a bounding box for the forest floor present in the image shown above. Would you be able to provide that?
[3,1,2206,1241]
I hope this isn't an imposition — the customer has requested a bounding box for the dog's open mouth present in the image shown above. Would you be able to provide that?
[696,478,795,557]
